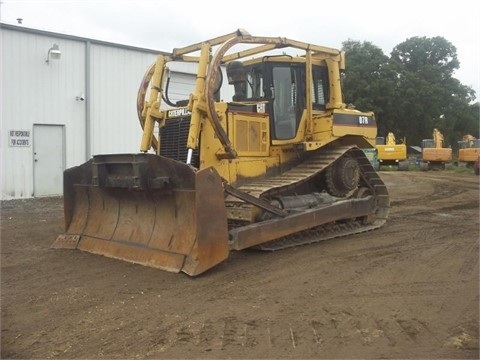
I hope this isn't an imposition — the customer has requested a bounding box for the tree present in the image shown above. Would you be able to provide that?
[341,40,396,138]
[342,41,386,108]
[451,101,480,149]
[342,36,477,147]
[387,36,475,146]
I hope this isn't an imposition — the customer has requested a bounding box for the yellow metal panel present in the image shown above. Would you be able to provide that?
[249,122,261,152]
[236,120,249,152]
[261,122,267,153]
[377,144,407,161]
[311,113,333,140]
[235,158,267,179]
[231,113,269,156]
[423,148,452,161]
[331,110,377,143]
[459,148,480,162]
[333,125,376,142]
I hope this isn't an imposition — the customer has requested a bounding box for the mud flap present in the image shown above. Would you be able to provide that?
[52,154,229,276]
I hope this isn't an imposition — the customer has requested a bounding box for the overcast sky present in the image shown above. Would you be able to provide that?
[2,0,479,98]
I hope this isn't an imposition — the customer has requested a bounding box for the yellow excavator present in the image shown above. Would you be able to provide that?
[53,30,389,276]
[457,134,480,167]
[421,128,452,170]
[375,132,409,170]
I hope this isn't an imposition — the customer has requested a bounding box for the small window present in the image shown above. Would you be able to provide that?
[312,66,329,109]
[245,69,264,99]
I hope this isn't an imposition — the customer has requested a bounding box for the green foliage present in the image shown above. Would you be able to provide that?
[341,36,478,149]
[450,165,477,174]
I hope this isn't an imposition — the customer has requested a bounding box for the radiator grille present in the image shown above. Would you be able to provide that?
[159,116,200,168]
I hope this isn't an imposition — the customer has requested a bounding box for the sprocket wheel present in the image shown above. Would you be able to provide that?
[325,156,360,197]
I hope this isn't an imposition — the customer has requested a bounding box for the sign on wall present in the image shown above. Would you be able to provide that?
[9,130,31,147]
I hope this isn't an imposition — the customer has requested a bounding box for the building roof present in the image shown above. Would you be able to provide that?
[0,22,169,55]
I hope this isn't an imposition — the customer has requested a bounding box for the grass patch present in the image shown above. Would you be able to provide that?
[376,163,476,174]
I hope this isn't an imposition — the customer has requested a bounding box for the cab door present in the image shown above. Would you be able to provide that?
[268,64,304,140]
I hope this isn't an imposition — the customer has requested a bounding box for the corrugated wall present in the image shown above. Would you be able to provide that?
[1,24,228,200]
[89,44,156,155]
[1,25,196,200]
[1,28,87,199]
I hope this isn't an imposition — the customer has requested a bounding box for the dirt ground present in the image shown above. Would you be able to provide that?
[1,170,479,359]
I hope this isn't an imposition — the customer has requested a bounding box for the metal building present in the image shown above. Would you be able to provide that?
[1,23,199,200]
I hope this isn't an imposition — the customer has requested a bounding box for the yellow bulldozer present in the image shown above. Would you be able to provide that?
[53,29,389,276]
[420,128,452,170]
[375,132,409,170]
[457,134,480,167]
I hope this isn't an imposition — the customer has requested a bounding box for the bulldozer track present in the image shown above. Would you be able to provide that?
[227,146,389,250]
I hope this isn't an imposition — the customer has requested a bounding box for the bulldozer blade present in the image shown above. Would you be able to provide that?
[52,155,229,276]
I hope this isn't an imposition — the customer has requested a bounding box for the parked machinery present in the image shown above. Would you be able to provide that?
[457,134,480,167]
[421,128,452,170]
[53,30,389,276]
[375,132,409,170]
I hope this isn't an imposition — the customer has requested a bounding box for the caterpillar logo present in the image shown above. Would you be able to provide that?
[167,108,191,118]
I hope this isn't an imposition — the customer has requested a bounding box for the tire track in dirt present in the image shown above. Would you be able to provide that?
[1,173,478,359]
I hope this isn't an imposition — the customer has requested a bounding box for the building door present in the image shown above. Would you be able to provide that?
[33,124,65,197]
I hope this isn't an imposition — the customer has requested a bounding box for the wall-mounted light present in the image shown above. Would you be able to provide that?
[45,44,61,64]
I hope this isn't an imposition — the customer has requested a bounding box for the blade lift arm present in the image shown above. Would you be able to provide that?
[140,55,166,153]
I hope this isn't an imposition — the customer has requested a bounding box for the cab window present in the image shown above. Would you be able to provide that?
[272,66,299,140]
[312,66,329,110]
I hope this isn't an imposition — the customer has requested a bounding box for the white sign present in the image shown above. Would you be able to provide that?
[9,130,31,147]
